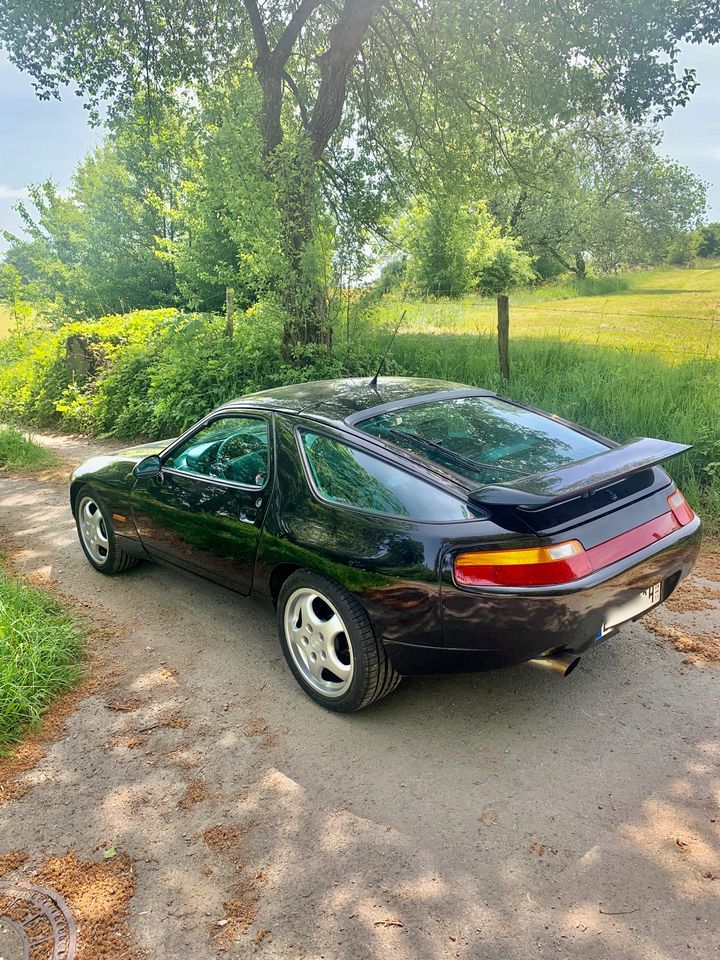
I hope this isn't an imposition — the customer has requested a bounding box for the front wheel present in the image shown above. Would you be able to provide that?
[278,571,401,712]
[74,486,139,575]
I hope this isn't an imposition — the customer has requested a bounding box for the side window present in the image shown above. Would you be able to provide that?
[165,416,269,486]
[300,431,479,521]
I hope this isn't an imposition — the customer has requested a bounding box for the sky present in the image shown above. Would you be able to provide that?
[0,42,719,252]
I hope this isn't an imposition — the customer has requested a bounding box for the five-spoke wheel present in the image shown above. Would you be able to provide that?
[73,485,139,575]
[278,571,401,712]
[77,495,109,566]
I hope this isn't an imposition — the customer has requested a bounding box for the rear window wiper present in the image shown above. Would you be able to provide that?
[385,428,526,477]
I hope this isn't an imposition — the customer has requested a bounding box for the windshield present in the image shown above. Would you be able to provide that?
[358,396,608,485]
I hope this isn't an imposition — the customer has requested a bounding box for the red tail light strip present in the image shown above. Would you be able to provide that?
[584,510,680,573]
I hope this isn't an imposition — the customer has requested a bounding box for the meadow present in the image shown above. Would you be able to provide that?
[370,262,720,361]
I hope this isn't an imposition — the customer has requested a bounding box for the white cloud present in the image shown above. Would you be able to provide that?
[0,185,27,200]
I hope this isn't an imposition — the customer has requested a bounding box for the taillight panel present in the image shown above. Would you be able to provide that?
[667,489,694,526]
[454,490,697,589]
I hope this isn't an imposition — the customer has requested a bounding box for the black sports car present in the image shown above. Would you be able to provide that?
[70,377,701,711]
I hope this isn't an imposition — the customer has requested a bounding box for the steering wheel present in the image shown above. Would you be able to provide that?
[214,432,267,479]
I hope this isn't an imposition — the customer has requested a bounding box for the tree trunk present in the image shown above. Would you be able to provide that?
[274,145,326,357]
[497,295,510,381]
[225,286,234,338]
[246,0,382,352]
[574,252,587,279]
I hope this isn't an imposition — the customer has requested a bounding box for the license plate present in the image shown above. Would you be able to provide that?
[597,581,662,638]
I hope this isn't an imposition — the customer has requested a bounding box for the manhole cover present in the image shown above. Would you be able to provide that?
[0,883,77,960]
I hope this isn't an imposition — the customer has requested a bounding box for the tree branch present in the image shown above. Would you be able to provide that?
[309,0,383,160]
[275,0,325,66]
[241,0,270,58]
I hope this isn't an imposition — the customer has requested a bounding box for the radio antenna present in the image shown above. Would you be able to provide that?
[369,309,406,390]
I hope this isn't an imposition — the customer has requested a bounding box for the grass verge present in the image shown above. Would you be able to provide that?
[0,427,56,471]
[0,567,84,753]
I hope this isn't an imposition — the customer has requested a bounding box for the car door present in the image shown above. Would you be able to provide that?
[130,412,272,594]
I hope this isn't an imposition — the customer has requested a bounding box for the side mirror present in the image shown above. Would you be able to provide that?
[133,454,163,480]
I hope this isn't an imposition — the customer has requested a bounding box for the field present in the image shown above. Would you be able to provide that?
[371,262,720,361]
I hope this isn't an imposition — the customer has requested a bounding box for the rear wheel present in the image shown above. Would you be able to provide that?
[278,571,401,712]
[74,486,139,575]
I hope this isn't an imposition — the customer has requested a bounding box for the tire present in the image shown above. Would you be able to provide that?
[74,485,140,575]
[278,570,401,712]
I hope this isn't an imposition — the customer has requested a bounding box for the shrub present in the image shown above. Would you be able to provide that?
[0,303,404,440]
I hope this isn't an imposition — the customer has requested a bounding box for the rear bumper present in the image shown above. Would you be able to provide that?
[385,515,701,676]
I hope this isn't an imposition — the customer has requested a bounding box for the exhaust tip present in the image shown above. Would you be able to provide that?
[528,653,581,677]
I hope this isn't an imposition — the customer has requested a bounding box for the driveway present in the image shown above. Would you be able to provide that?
[1,434,718,959]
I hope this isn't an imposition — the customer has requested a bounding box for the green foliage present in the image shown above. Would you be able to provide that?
[666,231,701,266]
[471,236,535,298]
[0,305,400,440]
[404,197,533,299]
[0,566,83,752]
[499,119,707,276]
[405,198,476,297]
[696,223,720,259]
[0,428,55,470]
[162,74,282,311]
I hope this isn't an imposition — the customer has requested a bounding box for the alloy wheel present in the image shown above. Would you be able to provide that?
[284,587,354,698]
[77,496,109,565]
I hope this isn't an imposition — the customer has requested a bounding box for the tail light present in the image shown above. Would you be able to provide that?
[667,489,694,526]
[454,540,592,588]
[455,491,697,589]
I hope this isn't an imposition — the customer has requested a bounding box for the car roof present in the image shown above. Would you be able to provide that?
[224,377,495,425]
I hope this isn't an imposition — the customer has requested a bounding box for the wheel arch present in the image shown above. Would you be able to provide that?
[69,478,88,515]
[268,562,303,607]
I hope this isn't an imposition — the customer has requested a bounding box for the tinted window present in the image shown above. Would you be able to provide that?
[359,396,607,485]
[300,431,480,521]
[165,416,269,486]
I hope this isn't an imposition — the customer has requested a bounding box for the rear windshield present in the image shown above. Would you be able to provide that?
[358,396,608,485]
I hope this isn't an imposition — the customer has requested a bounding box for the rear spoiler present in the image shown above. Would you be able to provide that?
[468,438,692,509]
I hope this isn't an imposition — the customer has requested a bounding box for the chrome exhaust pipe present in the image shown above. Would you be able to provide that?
[528,652,581,677]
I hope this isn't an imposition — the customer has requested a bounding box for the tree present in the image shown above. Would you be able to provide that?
[405,196,476,297]
[697,222,720,258]
[496,119,707,276]
[2,96,190,315]
[472,236,534,381]
[1,0,718,348]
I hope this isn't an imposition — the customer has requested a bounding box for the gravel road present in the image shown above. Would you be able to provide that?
[0,433,718,959]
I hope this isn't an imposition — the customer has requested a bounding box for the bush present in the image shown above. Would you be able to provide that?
[0,304,403,440]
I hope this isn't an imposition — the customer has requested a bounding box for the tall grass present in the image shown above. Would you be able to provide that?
[0,568,84,752]
[0,427,56,470]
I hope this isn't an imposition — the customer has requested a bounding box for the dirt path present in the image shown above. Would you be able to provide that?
[1,434,719,959]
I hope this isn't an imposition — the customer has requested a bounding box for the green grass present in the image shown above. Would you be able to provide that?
[361,262,720,531]
[371,261,720,361]
[0,567,84,752]
[0,427,56,471]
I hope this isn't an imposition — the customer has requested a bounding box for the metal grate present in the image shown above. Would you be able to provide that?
[0,883,77,960]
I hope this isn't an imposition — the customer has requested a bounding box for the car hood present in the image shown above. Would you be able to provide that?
[70,438,175,487]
